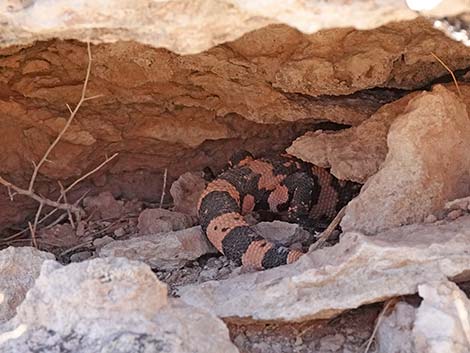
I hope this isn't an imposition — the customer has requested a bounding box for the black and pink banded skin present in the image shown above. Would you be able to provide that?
[197,151,359,270]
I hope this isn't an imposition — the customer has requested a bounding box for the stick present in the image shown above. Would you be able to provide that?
[310,206,346,251]
[431,52,462,98]
[28,42,96,193]
[159,168,168,208]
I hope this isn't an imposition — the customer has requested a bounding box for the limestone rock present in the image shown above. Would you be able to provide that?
[0,0,466,54]
[83,191,124,220]
[170,172,206,218]
[99,226,216,270]
[0,257,238,353]
[413,281,470,353]
[0,246,54,323]
[179,215,470,322]
[341,85,470,234]
[376,302,416,353]
[287,92,419,183]
[137,208,194,234]
[253,221,312,246]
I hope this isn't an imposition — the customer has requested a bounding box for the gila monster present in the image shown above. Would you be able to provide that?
[197,151,360,270]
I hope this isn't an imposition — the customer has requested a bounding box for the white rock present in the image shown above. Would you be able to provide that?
[0,246,54,323]
[99,226,216,270]
[376,302,416,353]
[0,257,238,353]
[0,0,466,54]
[179,215,470,322]
[414,281,470,353]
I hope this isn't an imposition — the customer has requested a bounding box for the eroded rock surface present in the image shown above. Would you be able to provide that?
[414,281,470,353]
[99,226,216,270]
[341,85,470,234]
[0,246,54,323]
[0,0,466,54]
[0,257,238,353]
[179,215,470,322]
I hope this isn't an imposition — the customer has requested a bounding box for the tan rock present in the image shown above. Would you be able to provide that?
[341,85,470,234]
[83,191,124,220]
[179,215,470,322]
[99,226,216,270]
[137,208,194,234]
[414,281,470,353]
[287,92,419,182]
[170,172,206,218]
[0,257,238,353]
[0,247,54,323]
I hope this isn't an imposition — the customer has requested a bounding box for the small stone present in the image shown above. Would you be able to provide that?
[447,209,463,221]
[424,214,437,223]
[170,172,206,217]
[319,334,345,351]
[113,227,126,237]
[253,220,311,246]
[70,251,93,262]
[138,208,194,234]
[376,302,415,353]
[93,236,114,248]
[83,191,124,220]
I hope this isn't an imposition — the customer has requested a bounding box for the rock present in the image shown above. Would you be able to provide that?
[445,196,470,211]
[413,281,470,353]
[0,257,238,353]
[83,191,124,220]
[179,215,470,322]
[342,86,470,234]
[376,302,416,353]
[69,250,93,262]
[287,92,419,183]
[252,221,312,246]
[38,223,79,249]
[92,235,114,249]
[99,226,216,270]
[447,209,464,221]
[319,334,346,351]
[0,247,54,323]
[0,0,465,54]
[170,171,206,218]
[137,208,194,234]
[424,214,438,224]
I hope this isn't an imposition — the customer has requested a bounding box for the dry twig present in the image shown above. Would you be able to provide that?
[159,168,168,208]
[431,52,462,98]
[0,42,116,244]
[310,206,346,251]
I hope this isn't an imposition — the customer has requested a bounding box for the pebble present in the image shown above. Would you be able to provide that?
[447,209,463,221]
[93,236,114,248]
[424,214,437,223]
[70,251,93,262]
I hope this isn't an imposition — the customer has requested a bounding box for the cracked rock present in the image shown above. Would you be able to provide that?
[179,215,470,322]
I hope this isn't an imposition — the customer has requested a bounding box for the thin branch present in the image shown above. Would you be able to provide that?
[310,206,346,251]
[0,176,82,214]
[159,168,168,208]
[363,299,399,353]
[431,52,462,98]
[28,42,94,193]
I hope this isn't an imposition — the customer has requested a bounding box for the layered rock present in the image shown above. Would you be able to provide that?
[179,215,470,322]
